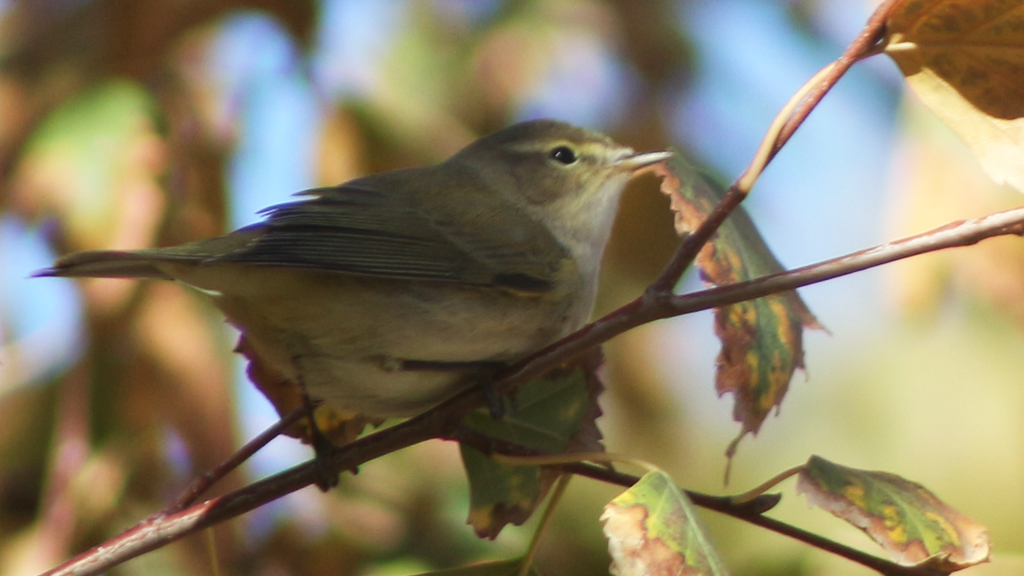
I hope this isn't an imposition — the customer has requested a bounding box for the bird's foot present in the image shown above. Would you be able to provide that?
[302,397,342,491]
[309,427,342,492]
[478,377,506,419]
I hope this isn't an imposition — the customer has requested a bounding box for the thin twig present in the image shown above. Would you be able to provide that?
[664,208,1024,317]
[646,182,747,294]
[648,0,897,295]
[40,401,465,576]
[450,426,783,520]
[770,0,899,161]
[501,206,1024,394]
[518,475,571,576]
[736,63,834,193]
[165,405,309,513]
[729,465,805,506]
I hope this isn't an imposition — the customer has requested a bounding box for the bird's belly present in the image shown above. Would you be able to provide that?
[299,359,468,417]
[173,265,586,417]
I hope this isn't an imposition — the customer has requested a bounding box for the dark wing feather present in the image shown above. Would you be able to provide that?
[212,181,567,292]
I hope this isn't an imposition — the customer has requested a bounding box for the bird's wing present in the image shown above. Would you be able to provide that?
[210,179,569,293]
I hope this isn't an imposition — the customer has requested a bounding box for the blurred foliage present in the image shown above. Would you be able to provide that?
[3,0,1024,575]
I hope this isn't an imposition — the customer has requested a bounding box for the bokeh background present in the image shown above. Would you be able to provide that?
[2,0,1023,574]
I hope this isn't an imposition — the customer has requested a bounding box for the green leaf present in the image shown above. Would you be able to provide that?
[412,559,541,576]
[601,471,730,576]
[459,349,604,539]
[797,455,991,571]
[654,155,822,452]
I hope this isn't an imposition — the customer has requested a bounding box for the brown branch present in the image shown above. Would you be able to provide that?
[648,0,897,294]
[499,205,1024,397]
[769,0,900,162]
[647,183,746,293]
[41,204,1024,576]
[165,404,309,513]
[665,207,1024,317]
[449,425,782,516]
[40,379,499,576]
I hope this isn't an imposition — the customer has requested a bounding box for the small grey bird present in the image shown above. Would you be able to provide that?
[37,120,670,432]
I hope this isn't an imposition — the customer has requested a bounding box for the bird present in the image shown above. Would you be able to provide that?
[36,119,670,463]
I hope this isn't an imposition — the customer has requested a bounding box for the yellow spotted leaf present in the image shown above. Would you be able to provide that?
[601,471,730,576]
[459,349,604,539]
[797,456,991,571]
[885,0,1024,191]
[654,156,822,452]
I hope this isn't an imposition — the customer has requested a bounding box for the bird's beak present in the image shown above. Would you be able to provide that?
[615,150,673,173]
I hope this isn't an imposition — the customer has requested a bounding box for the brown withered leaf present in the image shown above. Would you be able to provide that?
[885,0,1024,191]
[797,455,991,571]
[654,155,822,455]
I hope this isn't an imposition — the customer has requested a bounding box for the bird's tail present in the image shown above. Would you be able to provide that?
[33,250,175,279]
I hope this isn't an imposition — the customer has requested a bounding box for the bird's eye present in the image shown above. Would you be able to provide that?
[549,146,578,165]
